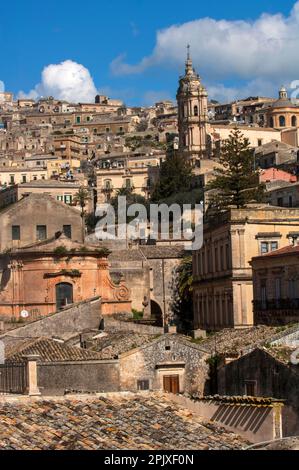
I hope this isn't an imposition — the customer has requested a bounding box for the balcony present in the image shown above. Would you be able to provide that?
[254,299,299,311]
[254,299,299,325]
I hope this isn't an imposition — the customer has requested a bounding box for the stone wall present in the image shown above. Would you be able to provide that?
[110,264,150,317]
[104,316,163,335]
[37,360,119,395]
[217,348,299,437]
[169,394,283,445]
[0,193,83,251]
[0,297,101,346]
[119,335,209,395]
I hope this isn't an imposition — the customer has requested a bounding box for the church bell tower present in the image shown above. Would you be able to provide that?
[176,46,208,166]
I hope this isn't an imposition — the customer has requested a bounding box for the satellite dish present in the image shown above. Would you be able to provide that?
[20,310,29,319]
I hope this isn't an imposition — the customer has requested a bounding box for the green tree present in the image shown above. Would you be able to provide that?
[110,187,150,223]
[173,255,194,332]
[206,128,265,210]
[73,187,91,241]
[151,150,193,202]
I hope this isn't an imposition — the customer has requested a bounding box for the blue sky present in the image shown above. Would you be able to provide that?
[1,0,298,105]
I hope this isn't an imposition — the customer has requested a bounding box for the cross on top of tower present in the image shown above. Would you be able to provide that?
[185,44,193,75]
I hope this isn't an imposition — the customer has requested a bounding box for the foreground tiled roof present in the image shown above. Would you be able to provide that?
[5,337,102,363]
[0,393,248,450]
[200,395,285,405]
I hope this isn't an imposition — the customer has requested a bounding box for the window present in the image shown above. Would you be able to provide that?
[57,195,63,201]
[12,225,20,241]
[261,242,269,254]
[258,139,263,147]
[289,279,297,299]
[106,127,110,133]
[261,241,278,254]
[137,380,150,391]
[225,244,230,270]
[220,246,224,271]
[215,247,219,271]
[125,179,131,189]
[119,126,123,133]
[10,175,14,184]
[22,175,26,183]
[63,225,72,239]
[76,116,81,124]
[261,283,267,309]
[64,195,72,204]
[194,105,199,116]
[33,175,37,181]
[36,225,47,241]
[86,116,90,122]
[279,115,286,127]
[292,116,297,127]
[275,278,281,300]
[104,180,112,190]
[245,381,256,397]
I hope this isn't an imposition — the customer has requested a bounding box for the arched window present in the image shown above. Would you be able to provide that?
[292,115,297,127]
[269,117,274,128]
[279,115,286,127]
[194,105,199,117]
[56,283,73,310]
[104,179,112,190]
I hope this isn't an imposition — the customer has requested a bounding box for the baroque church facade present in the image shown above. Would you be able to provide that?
[176,48,299,167]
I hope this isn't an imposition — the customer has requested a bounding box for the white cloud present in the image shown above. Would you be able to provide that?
[110,1,299,101]
[18,60,97,103]
[207,78,280,103]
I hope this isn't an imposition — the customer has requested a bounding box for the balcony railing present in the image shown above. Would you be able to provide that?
[254,299,299,311]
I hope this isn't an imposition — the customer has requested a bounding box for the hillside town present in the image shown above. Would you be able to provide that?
[1,47,299,452]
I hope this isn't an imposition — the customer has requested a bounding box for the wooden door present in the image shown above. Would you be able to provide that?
[163,375,180,394]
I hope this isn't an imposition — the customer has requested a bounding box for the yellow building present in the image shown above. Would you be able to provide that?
[257,87,299,130]
[46,156,81,178]
[0,167,47,185]
[193,205,299,331]
[251,243,299,326]
[96,153,163,202]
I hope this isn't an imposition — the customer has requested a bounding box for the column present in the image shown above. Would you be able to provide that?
[23,354,41,396]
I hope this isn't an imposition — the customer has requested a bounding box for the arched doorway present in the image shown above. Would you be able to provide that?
[56,282,73,310]
[151,300,163,326]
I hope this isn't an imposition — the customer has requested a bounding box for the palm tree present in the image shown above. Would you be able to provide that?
[73,187,91,242]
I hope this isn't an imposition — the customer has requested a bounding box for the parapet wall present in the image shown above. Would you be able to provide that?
[169,394,284,444]
[0,297,102,346]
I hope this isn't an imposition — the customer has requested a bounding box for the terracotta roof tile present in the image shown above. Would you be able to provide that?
[0,393,249,450]
[5,337,102,363]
